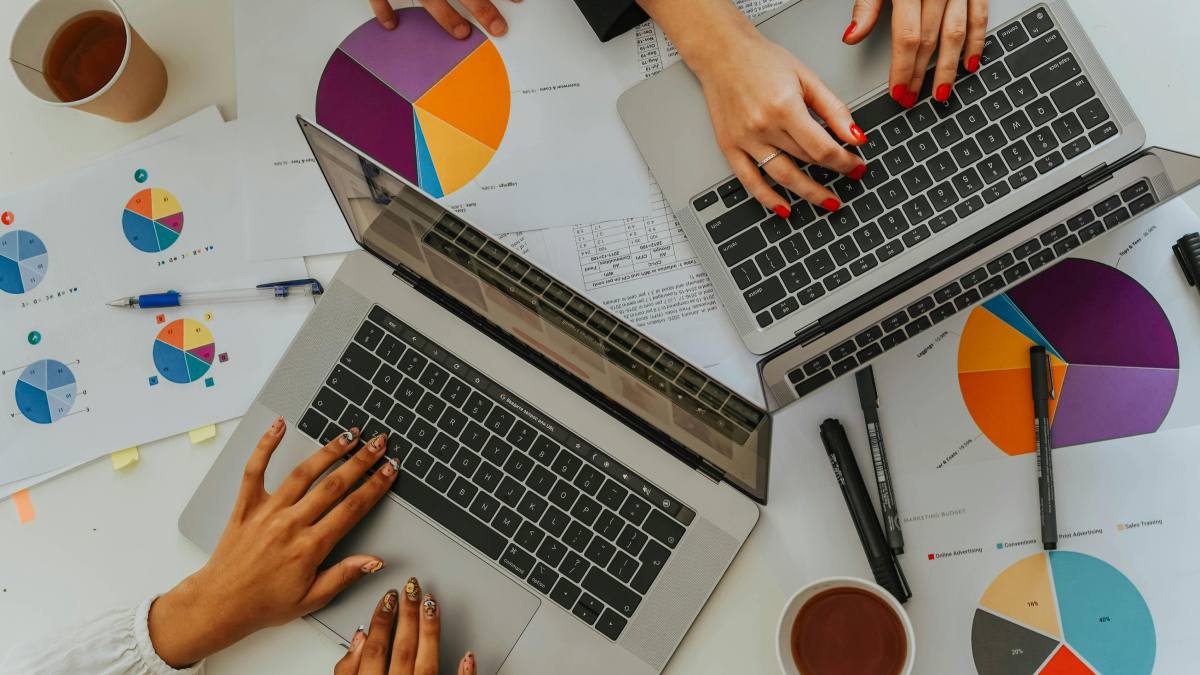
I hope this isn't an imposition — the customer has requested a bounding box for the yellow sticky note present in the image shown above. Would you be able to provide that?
[189,424,217,444]
[111,446,139,470]
[12,490,35,524]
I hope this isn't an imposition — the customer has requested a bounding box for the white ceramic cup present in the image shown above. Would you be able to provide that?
[9,0,167,122]
[776,577,916,675]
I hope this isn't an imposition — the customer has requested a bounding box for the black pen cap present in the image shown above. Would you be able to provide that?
[855,366,879,410]
[1030,346,1050,402]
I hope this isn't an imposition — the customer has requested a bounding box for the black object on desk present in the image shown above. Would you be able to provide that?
[1173,232,1200,297]
[1030,346,1057,550]
[855,367,905,556]
[819,418,911,603]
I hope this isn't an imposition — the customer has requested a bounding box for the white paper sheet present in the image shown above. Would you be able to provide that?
[0,124,311,485]
[0,108,231,500]
[756,199,1200,673]
[234,0,653,258]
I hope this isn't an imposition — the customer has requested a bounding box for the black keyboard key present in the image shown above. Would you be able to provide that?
[482,407,515,436]
[572,599,599,626]
[762,215,792,243]
[961,267,989,287]
[340,342,381,380]
[436,408,467,437]
[859,134,890,161]
[1031,52,1080,93]
[755,247,787,276]
[585,536,616,567]
[861,161,890,190]
[524,562,558,597]
[904,134,936,164]
[718,227,768,266]
[340,404,369,433]
[987,253,1016,275]
[981,92,1013,121]
[974,125,1005,156]
[1009,166,1039,190]
[803,221,836,250]
[550,577,582,611]
[1035,151,1065,175]
[1022,7,1054,35]
[902,195,934,225]
[808,165,839,185]
[354,322,384,351]
[1010,31,1068,78]
[496,475,526,508]
[1094,195,1122,217]
[849,254,879,277]
[1088,120,1118,145]
[955,195,986,218]
[977,155,1010,184]
[596,610,628,641]
[517,490,549,522]
[1015,239,1042,259]
[370,363,403,397]
[549,480,580,512]
[583,568,641,618]
[780,263,812,293]
[957,105,989,135]
[951,138,984,167]
[902,165,935,195]
[982,181,1012,203]
[830,340,858,362]
[930,304,957,324]
[469,491,501,522]
[856,326,884,347]
[1129,193,1156,216]
[881,311,908,333]
[1005,77,1038,108]
[540,506,570,539]
[744,276,787,313]
[1079,220,1106,242]
[703,200,766,246]
[376,334,405,365]
[1103,208,1131,230]
[880,331,907,350]
[952,168,985,198]
[824,269,853,291]
[876,238,905,261]
[619,495,651,526]
[829,237,860,265]
[608,551,638,584]
[447,476,478,508]
[933,282,962,304]
[998,21,1029,51]
[1077,99,1109,129]
[833,177,867,205]
[923,155,954,185]
[980,62,1013,91]
[794,369,835,397]
[1053,234,1082,255]
[772,297,802,320]
[440,377,470,407]
[299,409,329,439]
[953,288,983,311]
[931,119,963,148]
[416,391,446,423]
[878,179,909,210]
[493,506,523,538]
[1028,249,1055,271]
[527,465,557,496]
[905,316,933,337]
[721,188,749,208]
[1041,224,1069,246]
[392,473,506,559]
[1002,140,1035,170]
[693,192,718,211]
[1052,76,1094,113]
[1028,128,1059,157]
[796,283,825,306]
[1001,109,1033,140]
[312,386,348,421]
[326,365,372,406]
[1004,261,1032,283]
[397,350,428,379]
[930,94,963,119]
[851,193,885,223]
[643,509,686,550]
[979,276,1007,297]
[500,543,536,579]
[881,117,913,145]
[536,537,568,567]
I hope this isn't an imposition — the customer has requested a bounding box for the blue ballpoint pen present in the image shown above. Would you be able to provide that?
[106,279,324,309]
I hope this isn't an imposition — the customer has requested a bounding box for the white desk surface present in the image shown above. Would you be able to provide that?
[2,1,1199,673]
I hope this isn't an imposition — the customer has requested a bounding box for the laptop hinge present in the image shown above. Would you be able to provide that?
[1081,162,1111,189]
[794,320,823,346]
[696,459,723,484]
[391,267,418,287]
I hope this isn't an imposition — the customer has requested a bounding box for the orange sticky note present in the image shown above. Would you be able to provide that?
[12,489,35,524]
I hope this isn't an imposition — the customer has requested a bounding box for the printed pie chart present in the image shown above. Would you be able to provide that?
[972,552,1155,674]
[316,8,510,198]
[123,188,184,253]
[14,359,76,424]
[153,319,215,384]
[957,259,1178,456]
[0,229,49,295]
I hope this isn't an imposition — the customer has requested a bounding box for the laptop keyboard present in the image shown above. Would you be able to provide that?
[692,5,1120,330]
[787,179,1156,397]
[297,305,696,641]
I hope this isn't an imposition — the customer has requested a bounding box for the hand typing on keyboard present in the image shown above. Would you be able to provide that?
[336,582,476,675]
[843,0,989,107]
[640,0,869,217]
[146,422,404,668]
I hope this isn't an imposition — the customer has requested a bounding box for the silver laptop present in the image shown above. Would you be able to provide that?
[178,119,768,675]
[618,0,1200,409]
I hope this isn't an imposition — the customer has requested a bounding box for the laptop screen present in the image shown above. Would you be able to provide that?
[299,118,772,501]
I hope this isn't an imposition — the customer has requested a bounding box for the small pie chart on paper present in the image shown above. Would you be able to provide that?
[123,188,184,253]
[153,319,215,384]
[315,8,510,198]
[14,359,76,424]
[0,229,49,295]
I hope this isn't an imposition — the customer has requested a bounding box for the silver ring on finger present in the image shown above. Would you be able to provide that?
[756,150,783,168]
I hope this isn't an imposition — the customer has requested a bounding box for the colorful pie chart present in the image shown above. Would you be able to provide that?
[153,319,215,384]
[315,8,510,198]
[14,359,76,424]
[957,259,1178,456]
[972,552,1155,674]
[123,188,184,253]
[0,229,48,295]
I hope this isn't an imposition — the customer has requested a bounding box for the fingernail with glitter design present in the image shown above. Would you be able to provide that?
[423,594,438,619]
[369,434,386,454]
[340,430,356,447]
[351,626,365,651]
[381,458,399,476]
[842,21,856,43]
[405,577,420,601]
[270,416,284,435]
[382,590,398,613]
[361,560,386,574]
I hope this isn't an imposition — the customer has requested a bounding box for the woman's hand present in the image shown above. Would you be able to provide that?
[335,581,475,675]
[843,0,988,107]
[368,0,519,38]
[639,0,867,217]
[148,421,400,668]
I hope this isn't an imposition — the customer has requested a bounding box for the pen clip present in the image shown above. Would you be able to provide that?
[257,278,325,296]
[1045,353,1056,400]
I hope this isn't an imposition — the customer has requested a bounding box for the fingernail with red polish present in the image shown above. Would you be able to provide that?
[902,91,918,108]
[849,124,867,144]
[935,84,951,102]
[774,205,791,218]
[847,164,867,180]
[821,198,840,212]
[891,85,907,102]
[842,21,857,43]
[966,55,980,72]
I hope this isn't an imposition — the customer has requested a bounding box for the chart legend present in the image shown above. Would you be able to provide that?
[957,259,1177,456]
[972,551,1155,674]
[14,359,76,424]
[0,229,49,295]
[153,319,215,384]
[315,9,510,198]
[123,188,184,253]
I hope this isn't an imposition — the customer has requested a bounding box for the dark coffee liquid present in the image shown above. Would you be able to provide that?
[791,587,907,675]
[43,11,126,102]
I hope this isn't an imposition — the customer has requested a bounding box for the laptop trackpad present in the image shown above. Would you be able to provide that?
[312,493,539,675]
